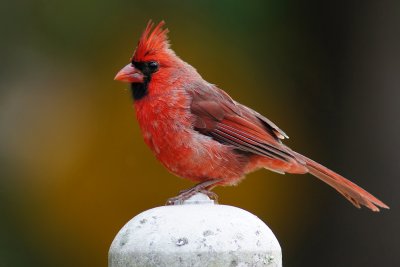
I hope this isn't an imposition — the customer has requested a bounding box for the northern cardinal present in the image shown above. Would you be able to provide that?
[115,20,388,211]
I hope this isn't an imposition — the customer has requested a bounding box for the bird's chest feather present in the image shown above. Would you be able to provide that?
[133,91,248,182]
[134,92,196,159]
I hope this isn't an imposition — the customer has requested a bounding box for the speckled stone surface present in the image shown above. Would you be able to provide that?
[109,193,282,267]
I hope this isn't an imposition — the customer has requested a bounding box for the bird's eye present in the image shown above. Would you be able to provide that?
[147,61,159,73]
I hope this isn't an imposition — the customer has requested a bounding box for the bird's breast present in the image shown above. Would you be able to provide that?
[133,91,248,183]
[134,90,194,155]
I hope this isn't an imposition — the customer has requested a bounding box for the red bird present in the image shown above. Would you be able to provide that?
[115,21,388,211]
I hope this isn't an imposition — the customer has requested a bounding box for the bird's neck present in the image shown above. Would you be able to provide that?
[131,76,150,101]
[131,83,147,101]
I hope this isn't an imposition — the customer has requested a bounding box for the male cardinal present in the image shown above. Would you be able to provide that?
[115,20,388,211]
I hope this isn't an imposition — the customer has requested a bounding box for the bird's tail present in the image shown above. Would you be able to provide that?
[293,151,389,212]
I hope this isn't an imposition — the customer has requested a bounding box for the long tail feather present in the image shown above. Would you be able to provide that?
[293,152,389,212]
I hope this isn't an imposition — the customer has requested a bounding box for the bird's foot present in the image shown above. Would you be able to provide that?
[166,189,218,205]
[165,179,221,205]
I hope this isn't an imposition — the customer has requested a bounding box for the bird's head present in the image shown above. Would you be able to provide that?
[115,20,182,100]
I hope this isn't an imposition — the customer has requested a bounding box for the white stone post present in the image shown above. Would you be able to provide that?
[109,193,282,267]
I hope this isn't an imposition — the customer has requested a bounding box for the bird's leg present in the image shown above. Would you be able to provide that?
[166,179,222,205]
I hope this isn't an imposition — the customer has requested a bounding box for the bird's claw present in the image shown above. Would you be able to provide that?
[202,189,218,202]
[165,189,219,205]
[166,179,222,205]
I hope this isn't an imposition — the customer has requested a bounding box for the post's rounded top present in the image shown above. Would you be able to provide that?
[109,193,282,267]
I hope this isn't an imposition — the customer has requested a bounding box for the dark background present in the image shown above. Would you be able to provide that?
[0,1,398,266]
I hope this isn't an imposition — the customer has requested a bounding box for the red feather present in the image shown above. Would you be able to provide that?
[132,20,170,62]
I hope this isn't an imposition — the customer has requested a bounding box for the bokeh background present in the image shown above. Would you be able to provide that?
[0,1,399,266]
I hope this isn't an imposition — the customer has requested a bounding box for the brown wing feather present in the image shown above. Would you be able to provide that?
[237,103,289,140]
[190,85,295,163]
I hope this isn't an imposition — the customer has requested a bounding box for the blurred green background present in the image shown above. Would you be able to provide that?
[0,0,398,266]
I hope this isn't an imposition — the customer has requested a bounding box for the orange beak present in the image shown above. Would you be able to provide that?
[114,64,144,83]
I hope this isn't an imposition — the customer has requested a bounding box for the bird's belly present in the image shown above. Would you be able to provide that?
[142,124,248,184]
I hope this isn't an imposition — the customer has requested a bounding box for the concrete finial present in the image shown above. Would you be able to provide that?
[109,193,282,267]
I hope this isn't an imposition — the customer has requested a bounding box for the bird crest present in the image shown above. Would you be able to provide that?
[132,20,170,62]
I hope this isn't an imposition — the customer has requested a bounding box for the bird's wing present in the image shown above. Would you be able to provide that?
[189,85,295,162]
